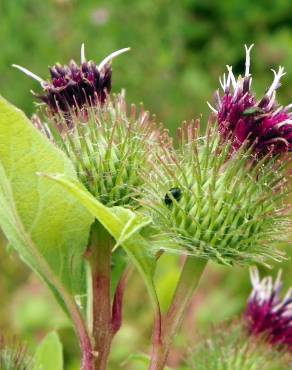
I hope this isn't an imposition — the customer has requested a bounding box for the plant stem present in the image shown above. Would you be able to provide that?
[149,256,207,370]
[78,323,95,370]
[57,278,95,370]
[89,222,113,370]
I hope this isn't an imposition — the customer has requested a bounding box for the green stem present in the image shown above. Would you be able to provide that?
[89,222,113,370]
[149,256,207,370]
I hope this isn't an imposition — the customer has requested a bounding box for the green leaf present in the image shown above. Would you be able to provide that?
[122,353,172,370]
[33,332,63,370]
[111,207,152,251]
[0,96,93,312]
[110,207,151,296]
[42,173,160,311]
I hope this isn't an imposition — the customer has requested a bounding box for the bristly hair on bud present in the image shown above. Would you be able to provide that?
[13,44,130,114]
[140,119,291,266]
[187,321,289,370]
[33,91,171,207]
[246,267,292,350]
[0,336,33,370]
[208,44,292,156]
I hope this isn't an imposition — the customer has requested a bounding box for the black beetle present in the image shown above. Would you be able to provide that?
[164,187,182,205]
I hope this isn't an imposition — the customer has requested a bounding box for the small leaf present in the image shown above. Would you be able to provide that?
[42,173,160,312]
[33,332,63,370]
[111,207,152,251]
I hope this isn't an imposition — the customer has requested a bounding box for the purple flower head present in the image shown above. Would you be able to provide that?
[245,267,292,350]
[13,45,130,114]
[209,45,292,155]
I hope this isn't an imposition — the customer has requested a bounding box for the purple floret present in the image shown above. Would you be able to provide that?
[13,45,130,115]
[245,268,292,350]
[37,60,111,113]
[210,45,292,155]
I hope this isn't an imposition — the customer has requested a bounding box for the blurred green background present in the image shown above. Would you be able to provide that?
[0,1,291,369]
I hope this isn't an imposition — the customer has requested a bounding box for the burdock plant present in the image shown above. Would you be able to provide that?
[0,44,290,370]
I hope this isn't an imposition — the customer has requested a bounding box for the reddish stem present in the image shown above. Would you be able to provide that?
[65,294,95,370]
[89,222,113,370]
[111,269,129,334]
[149,257,207,370]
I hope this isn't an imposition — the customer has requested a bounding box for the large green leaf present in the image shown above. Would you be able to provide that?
[0,96,93,311]
[42,173,160,311]
[33,332,63,370]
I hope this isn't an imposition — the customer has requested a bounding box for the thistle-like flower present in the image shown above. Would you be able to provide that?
[14,45,171,207]
[13,45,129,115]
[141,119,290,266]
[209,45,292,155]
[246,268,292,349]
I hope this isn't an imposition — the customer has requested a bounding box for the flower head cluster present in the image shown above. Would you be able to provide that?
[13,45,129,114]
[13,44,291,260]
[246,268,292,349]
[209,45,292,155]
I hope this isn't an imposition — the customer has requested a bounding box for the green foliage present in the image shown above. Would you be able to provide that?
[42,173,159,312]
[0,96,93,312]
[33,332,63,370]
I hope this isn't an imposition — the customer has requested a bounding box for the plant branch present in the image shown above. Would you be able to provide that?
[149,256,207,370]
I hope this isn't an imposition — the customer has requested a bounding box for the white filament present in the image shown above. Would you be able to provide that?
[219,73,226,90]
[275,119,292,129]
[207,101,218,113]
[266,66,286,97]
[274,269,283,290]
[226,65,237,89]
[244,44,254,77]
[250,267,260,288]
[81,43,86,63]
[12,64,46,87]
[98,47,131,71]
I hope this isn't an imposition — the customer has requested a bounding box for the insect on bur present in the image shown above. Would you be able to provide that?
[164,187,182,206]
[242,107,265,116]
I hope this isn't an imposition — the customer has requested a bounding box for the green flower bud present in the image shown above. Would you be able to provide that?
[34,92,170,207]
[141,120,291,266]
